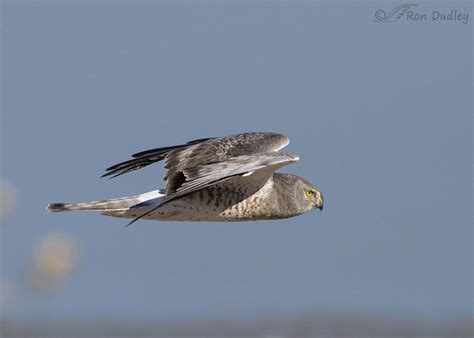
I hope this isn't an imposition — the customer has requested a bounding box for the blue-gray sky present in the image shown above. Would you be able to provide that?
[1,1,472,323]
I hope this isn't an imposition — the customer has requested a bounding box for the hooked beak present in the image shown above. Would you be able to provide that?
[314,193,324,211]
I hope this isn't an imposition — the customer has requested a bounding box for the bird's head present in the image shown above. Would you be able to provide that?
[273,173,324,214]
[298,180,323,212]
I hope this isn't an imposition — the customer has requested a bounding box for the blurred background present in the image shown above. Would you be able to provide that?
[1,1,472,337]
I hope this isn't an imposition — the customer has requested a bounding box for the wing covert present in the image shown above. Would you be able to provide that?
[101,132,290,194]
[127,151,299,225]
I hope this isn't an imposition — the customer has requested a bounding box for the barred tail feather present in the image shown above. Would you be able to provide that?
[46,190,164,213]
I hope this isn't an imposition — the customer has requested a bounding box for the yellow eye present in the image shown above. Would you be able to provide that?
[306,190,314,197]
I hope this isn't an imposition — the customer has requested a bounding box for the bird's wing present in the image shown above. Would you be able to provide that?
[176,152,298,196]
[101,137,213,179]
[102,132,289,194]
[127,151,299,225]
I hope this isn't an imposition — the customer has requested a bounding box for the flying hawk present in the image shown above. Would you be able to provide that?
[47,132,324,225]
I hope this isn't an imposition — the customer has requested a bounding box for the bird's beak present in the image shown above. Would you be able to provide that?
[314,193,324,211]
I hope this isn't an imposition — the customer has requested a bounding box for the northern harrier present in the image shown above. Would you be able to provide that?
[47,132,324,225]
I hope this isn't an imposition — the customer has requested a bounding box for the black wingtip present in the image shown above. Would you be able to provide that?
[101,169,129,179]
[125,218,138,227]
[126,215,143,227]
[47,203,67,212]
[125,205,161,227]
[102,137,214,180]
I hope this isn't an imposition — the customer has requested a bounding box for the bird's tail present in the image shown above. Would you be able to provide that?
[46,190,164,213]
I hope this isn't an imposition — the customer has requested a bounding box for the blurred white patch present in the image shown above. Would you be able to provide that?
[29,233,79,291]
[0,180,17,222]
